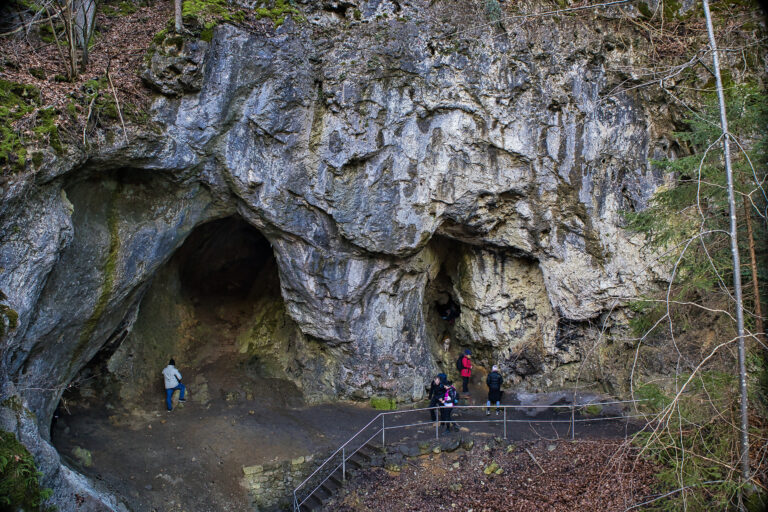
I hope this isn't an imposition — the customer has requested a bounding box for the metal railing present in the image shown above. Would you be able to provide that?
[292,399,645,511]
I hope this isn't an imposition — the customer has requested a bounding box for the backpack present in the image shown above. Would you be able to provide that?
[444,385,457,406]
[455,354,464,372]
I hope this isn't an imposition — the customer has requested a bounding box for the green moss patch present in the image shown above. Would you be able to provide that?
[254,0,304,27]
[370,396,397,410]
[181,0,303,37]
[0,430,53,511]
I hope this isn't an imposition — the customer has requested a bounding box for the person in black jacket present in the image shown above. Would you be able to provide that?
[428,373,447,421]
[486,365,503,415]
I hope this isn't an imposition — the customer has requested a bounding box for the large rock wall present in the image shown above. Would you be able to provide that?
[0,1,681,508]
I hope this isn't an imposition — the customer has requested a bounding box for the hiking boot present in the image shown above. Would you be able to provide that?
[178,398,187,403]
[496,410,500,416]
[167,409,172,413]
[486,410,491,416]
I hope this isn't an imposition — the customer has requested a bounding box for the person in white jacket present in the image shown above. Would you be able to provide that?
[162,359,186,412]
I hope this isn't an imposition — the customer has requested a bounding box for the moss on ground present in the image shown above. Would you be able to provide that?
[0,79,62,173]
[370,396,397,410]
[254,0,304,27]
[101,0,138,17]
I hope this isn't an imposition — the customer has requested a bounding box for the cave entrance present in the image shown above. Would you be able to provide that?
[422,236,465,376]
[161,216,305,408]
[65,215,305,412]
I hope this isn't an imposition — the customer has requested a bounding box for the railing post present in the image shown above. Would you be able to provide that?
[435,407,439,439]
[382,415,385,447]
[293,490,298,512]
[570,404,575,441]
[342,446,346,481]
[503,406,507,439]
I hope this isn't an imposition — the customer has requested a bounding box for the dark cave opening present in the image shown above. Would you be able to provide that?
[422,236,468,377]
[176,217,273,299]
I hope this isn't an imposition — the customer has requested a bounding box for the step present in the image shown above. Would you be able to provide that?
[319,482,336,497]
[346,457,364,469]
[301,493,323,511]
[351,449,372,461]
[328,474,343,488]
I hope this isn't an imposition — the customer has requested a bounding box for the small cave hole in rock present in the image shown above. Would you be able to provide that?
[49,216,372,511]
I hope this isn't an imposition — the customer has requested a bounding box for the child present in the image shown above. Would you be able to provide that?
[439,380,459,433]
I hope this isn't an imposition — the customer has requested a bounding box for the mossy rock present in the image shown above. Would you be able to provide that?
[72,446,93,467]
[483,461,500,475]
[583,404,603,416]
[370,396,397,410]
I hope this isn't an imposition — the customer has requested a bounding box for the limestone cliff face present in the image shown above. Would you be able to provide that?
[0,0,672,507]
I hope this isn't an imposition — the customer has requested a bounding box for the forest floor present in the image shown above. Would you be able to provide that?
[324,436,658,512]
[0,1,167,113]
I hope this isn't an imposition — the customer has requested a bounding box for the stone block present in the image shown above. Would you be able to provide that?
[242,465,263,476]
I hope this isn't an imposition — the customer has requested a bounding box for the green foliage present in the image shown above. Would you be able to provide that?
[254,0,304,26]
[582,404,603,416]
[624,84,768,334]
[628,299,665,338]
[0,430,53,511]
[0,80,38,172]
[0,80,65,173]
[627,83,768,509]
[634,373,750,511]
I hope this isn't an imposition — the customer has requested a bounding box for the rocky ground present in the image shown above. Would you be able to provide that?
[324,436,659,511]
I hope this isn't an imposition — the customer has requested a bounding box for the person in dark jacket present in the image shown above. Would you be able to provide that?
[428,373,447,421]
[460,349,472,393]
[486,365,503,415]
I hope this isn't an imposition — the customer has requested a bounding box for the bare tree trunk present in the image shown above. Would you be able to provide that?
[743,199,765,346]
[65,0,78,79]
[702,0,751,497]
[74,0,96,70]
[45,6,70,80]
[175,0,182,32]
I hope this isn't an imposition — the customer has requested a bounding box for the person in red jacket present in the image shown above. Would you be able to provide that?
[460,349,472,393]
